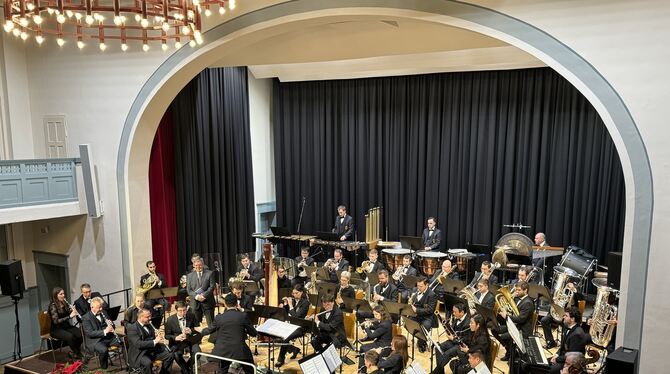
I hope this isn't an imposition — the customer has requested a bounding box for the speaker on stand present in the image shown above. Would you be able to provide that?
[0,259,26,361]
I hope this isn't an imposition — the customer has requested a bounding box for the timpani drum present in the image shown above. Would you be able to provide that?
[381,248,412,272]
[416,251,447,276]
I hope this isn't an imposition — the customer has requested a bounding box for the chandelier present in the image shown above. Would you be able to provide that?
[1,0,236,51]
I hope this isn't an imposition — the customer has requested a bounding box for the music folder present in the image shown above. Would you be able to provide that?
[256,318,300,340]
[299,343,342,374]
[527,283,551,301]
[405,361,428,374]
[402,317,427,342]
[146,287,178,300]
[341,296,372,314]
[252,304,288,322]
[382,300,416,318]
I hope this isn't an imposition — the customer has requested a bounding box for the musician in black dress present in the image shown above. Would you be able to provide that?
[310,295,347,350]
[422,217,443,251]
[493,281,535,361]
[336,271,357,309]
[275,284,310,367]
[410,277,437,352]
[358,306,393,371]
[277,266,292,289]
[293,247,315,286]
[333,205,354,241]
[48,287,83,358]
[448,315,492,374]
[378,335,409,374]
[474,279,496,310]
[433,302,471,373]
[548,307,589,374]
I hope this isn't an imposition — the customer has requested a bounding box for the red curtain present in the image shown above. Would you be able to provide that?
[148,110,179,286]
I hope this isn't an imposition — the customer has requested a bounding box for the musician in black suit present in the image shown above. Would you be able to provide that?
[186,258,216,327]
[358,306,394,371]
[329,248,351,281]
[471,261,499,286]
[127,308,175,373]
[433,302,471,373]
[81,297,117,369]
[310,295,347,350]
[513,265,539,285]
[293,247,315,286]
[360,249,385,279]
[410,277,438,352]
[447,315,491,374]
[230,283,254,312]
[541,281,585,349]
[140,261,168,328]
[532,232,548,267]
[336,271,357,309]
[74,283,104,316]
[276,284,311,367]
[474,279,496,310]
[201,294,257,374]
[393,255,418,301]
[379,335,409,374]
[356,270,398,321]
[548,307,589,374]
[494,281,535,361]
[429,260,459,299]
[333,205,354,241]
[164,301,201,374]
[422,217,443,251]
[238,254,263,283]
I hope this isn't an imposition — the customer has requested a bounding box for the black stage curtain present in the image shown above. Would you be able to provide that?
[171,67,255,280]
[273,67,625,264]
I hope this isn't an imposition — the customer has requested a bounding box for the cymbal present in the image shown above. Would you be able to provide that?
[495,245,512,251]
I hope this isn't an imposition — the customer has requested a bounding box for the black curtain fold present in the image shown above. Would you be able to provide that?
[273,67,625,264]
[171,67,255,280]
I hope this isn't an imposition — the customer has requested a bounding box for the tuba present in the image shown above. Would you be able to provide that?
[459,287,480,315]
[495,286,520,316]
[589,278,618,347]
[550,267,577,320]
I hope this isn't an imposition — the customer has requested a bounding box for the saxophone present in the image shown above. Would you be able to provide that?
[550,270,575,320]
[589,278,618,347]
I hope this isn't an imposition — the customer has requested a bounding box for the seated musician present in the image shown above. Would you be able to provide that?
[422,217,443,251]
[363,350,382,374]
[493,280,535,361]
[429,260,459,299]
[276,284,310,367]
[231,283,254,312]
[378,335,409,374]
[561,352,587,374]
[541,282,584,349]
[548,307,589,374]
[514,265,539,285]
[393,255,418,302]
[336,271,357,309]
[360,249,385,278]
[474,279,496,310]
[333,205,354,241]
[358,306,393,372]
[127,309,174,374]
[329,248,351,281]
[466,351,491,374]
[433,302,471,373]
[125,294,147,332]
[140,260,168,328]
[447,315,491,374]
[48,287,83,359]
[200,294,257,374]
[277,266,292,289]
[164,301,201,374]
[473,261,498,285]
[410,276,438,352]
[357,270,398,321]
[74,283,105,316]
[82,297,119,370]
[293,247,315,286]
[238,254,263,283]
[309,295,347,350]
[177,275,189,303]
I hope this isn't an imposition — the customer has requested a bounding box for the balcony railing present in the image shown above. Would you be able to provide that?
[0,158,80,208]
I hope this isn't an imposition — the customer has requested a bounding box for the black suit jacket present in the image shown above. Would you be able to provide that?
[450,315,471,340]
[235,295,254,312]
[413,289,438,326]
[333,215,354,240]
[139,272,167,290]
[202,309,257,360]
[422,228,443,251]
[127,321,161,368]
[475,291,496,310]
[363,319,393,346]
[330,259,351,281]
[374,282,399,303]
[74,292,104,316]
[473,271,499,285]
[317,307,347,347]
[510,296,535,337]
[238,263,263,283]
[81,310,114,349]
[294,256,315,267]
[556,325,589,363]
[186,269,216,310]
[286,297,310,319]
[164,312,199,347]
[378,353,404,374]
[464,330,491,362]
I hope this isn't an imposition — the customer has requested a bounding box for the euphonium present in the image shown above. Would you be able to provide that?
[589,278,618,347]
[356,260,371,274]
[550,271,575,320]
[459,286,479,315]
[495,286,520,316]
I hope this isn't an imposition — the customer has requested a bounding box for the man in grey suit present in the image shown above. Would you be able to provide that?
[186,258,215,327]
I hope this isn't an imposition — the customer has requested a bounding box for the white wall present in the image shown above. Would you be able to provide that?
[248,72,276,205]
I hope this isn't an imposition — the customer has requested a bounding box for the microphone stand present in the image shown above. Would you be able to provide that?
[296,196,306,233]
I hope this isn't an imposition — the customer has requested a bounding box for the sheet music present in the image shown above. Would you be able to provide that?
[256,318,300,340]
[322,344,342,372]
[506,317,526,354]
[299,355,330,374]
[406,361,427,374]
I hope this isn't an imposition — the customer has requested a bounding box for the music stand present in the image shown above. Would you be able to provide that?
[401,275,419,290]
[286,315,316,355]
[252,305,288,322]
[423,324,443,373]
[474,303,499,329]
[402,317,427,360]
[304,265,318,279]
[147,287,178,324]
[528,284,551,302]
[317,282,338,297]
[444,294,466,315]
[441,278,466,294]
[238,280,259,296]
[341,297,372,314]
[367,272,379,287]
[382,300,416,319]
[270,226,292,237]
[316,267,331,281]
[308,294,321,307]
[399,236,423,252]
[278,287,292,300]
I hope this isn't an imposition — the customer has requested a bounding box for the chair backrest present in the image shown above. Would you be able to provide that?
[343,312,356,340]
[488,338,500,369]
[355,289,365,300]
[578,299,586,315]
[38,311,52,336]
[392,323,402,337]
[531,311,539,329]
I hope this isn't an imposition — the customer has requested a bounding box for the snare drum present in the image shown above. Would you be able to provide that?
[381,248,412,271]
[416,251,447,276]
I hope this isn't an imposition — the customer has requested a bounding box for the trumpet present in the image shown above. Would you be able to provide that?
[392,265,408,281]
[324,258,338,271]
[356,260,371,274]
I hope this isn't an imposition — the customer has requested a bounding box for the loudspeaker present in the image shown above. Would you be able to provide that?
[0,259,25,296]
[79,144,103,218]
[607,251,623,289]
[606,347,638,373]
